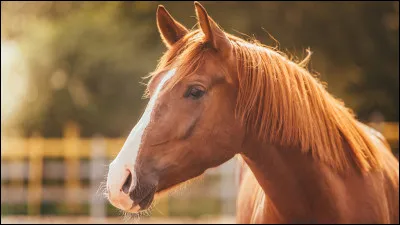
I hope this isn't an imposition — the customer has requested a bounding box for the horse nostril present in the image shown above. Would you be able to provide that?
[122,170,132,194]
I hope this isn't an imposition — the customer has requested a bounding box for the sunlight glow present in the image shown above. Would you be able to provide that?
[1,39,29,130]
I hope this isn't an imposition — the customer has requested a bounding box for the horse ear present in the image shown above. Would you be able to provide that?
[194,1,231,54]
[157,5,189,48]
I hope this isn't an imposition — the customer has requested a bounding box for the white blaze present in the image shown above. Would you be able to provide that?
[107,68,176,196]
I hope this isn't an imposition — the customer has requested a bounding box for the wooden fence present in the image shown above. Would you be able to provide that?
[2,123,120,216]
[1,122,398,217]
[1,122,239,217]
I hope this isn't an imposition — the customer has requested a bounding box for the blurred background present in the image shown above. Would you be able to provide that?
[1,1,398,224]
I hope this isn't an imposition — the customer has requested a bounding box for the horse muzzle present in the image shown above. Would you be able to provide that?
[106,161,158,213]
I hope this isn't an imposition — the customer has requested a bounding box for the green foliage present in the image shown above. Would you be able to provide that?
[1,1,398,137]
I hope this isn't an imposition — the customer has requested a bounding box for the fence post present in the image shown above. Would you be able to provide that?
[90,134,107,223]
[27,131,44,215]
[64,121,81,213]
[9,138,25,187]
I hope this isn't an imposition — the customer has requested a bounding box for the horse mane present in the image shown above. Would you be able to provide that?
[146,29,383,173]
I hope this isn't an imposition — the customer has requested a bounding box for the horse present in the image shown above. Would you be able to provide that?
[105,2,399,223]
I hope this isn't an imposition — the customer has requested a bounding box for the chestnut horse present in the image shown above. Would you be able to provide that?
[106,2,399,223]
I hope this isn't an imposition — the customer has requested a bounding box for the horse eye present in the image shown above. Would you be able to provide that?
[184,86,205,100]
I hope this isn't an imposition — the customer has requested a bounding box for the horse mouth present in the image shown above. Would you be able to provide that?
[129,185,157,212]
[129,182,178,213]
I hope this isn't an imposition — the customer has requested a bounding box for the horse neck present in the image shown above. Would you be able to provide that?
[241,138,346,222]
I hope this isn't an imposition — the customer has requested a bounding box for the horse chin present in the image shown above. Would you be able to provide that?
[128,170,206,214]
[126,189,168,214]
[128,183,157,213]
[128,191,155,213]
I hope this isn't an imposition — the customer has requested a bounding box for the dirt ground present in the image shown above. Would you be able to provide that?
[1,216,236,224]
